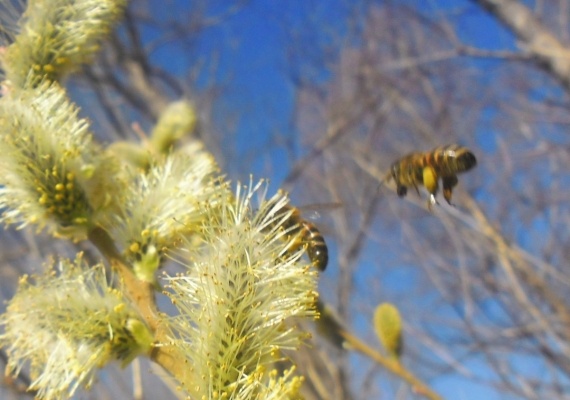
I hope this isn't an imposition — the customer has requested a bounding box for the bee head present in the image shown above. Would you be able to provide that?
[457,151,477,172]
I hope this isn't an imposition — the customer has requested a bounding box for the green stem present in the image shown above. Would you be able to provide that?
[87,226,193,388]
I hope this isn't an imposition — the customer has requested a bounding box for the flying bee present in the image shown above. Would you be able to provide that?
[273,204,329,271]
[387,144,477,209]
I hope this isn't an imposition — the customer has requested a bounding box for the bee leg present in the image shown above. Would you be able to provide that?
[413,183,421,196]
[442,175,459,205]
[396,185,407,197]
[427,194,438,211]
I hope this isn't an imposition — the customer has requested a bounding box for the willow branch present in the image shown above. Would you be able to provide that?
[317,301,443,400]
[87,226,193,387]
[474,0,570,92]
[340,329,443,400]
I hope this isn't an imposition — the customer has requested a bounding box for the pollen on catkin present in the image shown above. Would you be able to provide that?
[0,254,153,400]
[101,145,229,284]
[0,80,121,239]
[164,179,318,399]
[1,0,127,87]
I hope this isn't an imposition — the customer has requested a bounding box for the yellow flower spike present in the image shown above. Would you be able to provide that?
[99,149,228,285]
[2,0,127,87]
[0,81,121,239]
[0,256,153,399]
[374,303,403,360]
[164,180,317,399]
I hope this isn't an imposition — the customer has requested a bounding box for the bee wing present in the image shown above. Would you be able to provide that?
[299,202,343,221]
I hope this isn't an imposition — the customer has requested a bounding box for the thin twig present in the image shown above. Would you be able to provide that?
[317,301,443,400]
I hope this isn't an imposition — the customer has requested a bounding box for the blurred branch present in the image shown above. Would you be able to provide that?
[474,0,570,92]
[283,90,384,189]
[461,198,570,347]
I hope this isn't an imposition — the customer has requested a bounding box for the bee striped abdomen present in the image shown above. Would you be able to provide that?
[302,222,328,271]
[276,205,329,271]
[389,153,424,193]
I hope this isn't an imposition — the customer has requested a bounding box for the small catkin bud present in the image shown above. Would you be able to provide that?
[150,100,198,153]
[373,302,403,359]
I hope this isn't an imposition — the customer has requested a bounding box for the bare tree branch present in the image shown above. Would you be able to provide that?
[474,0,570,92]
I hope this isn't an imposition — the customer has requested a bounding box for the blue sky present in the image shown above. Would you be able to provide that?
[192,0,514,184]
